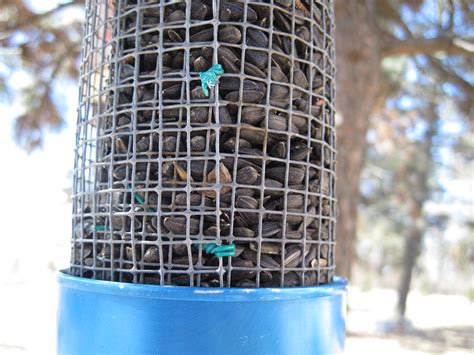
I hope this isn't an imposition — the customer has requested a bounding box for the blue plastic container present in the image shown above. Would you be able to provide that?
[57,271,347,354]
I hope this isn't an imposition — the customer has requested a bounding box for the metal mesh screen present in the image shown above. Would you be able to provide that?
[70,0,336,287]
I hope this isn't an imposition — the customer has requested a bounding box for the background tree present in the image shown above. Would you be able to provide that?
[334,0,473,279]
[358,60,472,321]
[1,0,472,280]
[0,0,83,150]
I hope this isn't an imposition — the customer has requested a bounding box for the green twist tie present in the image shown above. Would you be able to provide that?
[202,243,235,257]
[130,185,156,212]
[199,64,224,97]
[134,192,145,205]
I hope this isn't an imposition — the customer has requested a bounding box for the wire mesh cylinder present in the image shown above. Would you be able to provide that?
[70,0,336,287]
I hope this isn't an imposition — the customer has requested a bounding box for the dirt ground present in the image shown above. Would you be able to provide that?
[0,276,472,354]
[346,326,473,354]
[345,288,474,354]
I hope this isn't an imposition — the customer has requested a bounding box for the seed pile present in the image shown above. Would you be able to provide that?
[71,0,336,287]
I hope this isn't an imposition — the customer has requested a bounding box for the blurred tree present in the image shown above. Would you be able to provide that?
[1,0,473,278]
[0,0,84,150]
[334,0,473,278]
[395,104,438,321]
[360,56,472,320]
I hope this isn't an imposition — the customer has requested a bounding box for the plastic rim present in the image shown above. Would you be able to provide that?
[58,270,347,302]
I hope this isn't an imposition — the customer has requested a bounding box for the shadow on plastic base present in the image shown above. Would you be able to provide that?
[57,271,347,355]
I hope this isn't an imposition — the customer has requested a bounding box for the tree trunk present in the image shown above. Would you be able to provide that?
[334,0,382,279]
[397,226,423,320]
[397,111,438,322]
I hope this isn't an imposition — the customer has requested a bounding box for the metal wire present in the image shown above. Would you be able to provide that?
[70,0,336,287]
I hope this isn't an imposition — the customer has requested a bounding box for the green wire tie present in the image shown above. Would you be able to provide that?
[134,192,145,205]
[202,243,236,257]
[130,185,156,212]
[199,64,224,97]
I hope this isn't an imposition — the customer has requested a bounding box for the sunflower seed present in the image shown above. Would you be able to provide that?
[174,193,201,207]
[296,26,310,42]
[166,10,185,23]
[223,137,252,152]
[262,222,281,237]
[163,136,177,152]
[191,28,213,42]
[239,127,267,145]
[267,114,298,133]
[143,246,159,263]
[191,0,209,20]
[247,28,269,48]
[231,258,257,282]
[218,46,240,73]
[242,106,266,125]
[261,254,280,269]
[236,166,259,185]
[236,195,259,210]
[191,136,206,152]
[285,194,305,209]
[225,90,264,103]
[164,216,200,235]
[264,179,284,197]
[275,0,293,7]
[246,50,268,69]
[234,227,255,238]
[293,68,309,89]
[166,29,183,42]
[190,107,209,123]
[270,84,289,100]
[244,62,267,78]
[220,78,260,92]
[193,56,209,72]
[250,242,280,255]
[218,26,242,44]
[265,166,306,185]
[273,10,291,32]
[271,66,289,83]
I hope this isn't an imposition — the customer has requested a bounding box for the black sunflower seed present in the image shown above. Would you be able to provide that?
[218,26,242,44]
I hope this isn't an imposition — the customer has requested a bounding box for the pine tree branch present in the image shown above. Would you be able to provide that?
[428,58,474,98]
[2,0,84,34]
[382,36,474,58]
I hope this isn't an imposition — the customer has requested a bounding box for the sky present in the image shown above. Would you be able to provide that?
[0,0,82,282]
[0,80,76,282]
[0,39,77,350]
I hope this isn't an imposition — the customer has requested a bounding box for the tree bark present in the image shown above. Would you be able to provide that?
[334,0,382,279]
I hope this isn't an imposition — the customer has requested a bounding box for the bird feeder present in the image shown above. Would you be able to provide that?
[58,0,346,353]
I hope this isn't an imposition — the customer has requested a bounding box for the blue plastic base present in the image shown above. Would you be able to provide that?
[57,271,347,355]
